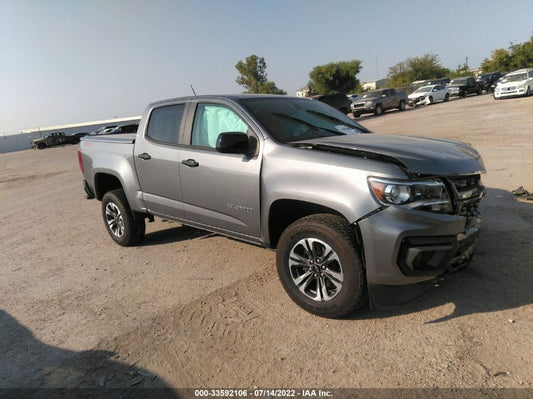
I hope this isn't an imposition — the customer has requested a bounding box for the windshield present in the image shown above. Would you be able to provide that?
[450,78,467,84]
[503,73,527,82]
[239,97,370,144]
[362,91,380,99]
[414,86,432,93]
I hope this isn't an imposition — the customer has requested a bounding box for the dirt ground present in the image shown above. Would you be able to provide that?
[0,93,532,395]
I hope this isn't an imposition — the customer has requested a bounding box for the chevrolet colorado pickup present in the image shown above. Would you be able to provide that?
[78,95,486,318]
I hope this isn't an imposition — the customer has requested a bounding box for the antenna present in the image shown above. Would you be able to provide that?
[190,85,197,96]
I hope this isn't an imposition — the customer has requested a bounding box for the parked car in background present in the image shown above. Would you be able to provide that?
[476,72,503,93]
[31,132,88,149]
[490,76,505,93]
[66,132,89,144]
[426,78,450,86]
[31,132,68,149]
[351,88,407,117]
[91,125,117,135]
[448,77,482,98]
[408,85,450,106]
[104,123,139,134]
[347,94,360,102]
[493,68,533,99]
[311,93,352,114]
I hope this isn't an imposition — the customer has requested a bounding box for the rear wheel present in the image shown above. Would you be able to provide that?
[398,100,406,111]
[276,214,367,318]
[102,189,145,246]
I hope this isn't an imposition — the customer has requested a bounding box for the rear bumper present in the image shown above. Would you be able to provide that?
[357,206,481,308]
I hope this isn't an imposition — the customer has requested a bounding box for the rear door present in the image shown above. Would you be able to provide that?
[178,100,262,240]
[133,102,187,218]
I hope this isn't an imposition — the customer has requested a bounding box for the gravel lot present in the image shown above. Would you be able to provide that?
[1,93,532,394]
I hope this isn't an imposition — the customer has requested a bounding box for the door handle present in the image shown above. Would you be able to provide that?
[182,159,199,167]
[138,153,151,160]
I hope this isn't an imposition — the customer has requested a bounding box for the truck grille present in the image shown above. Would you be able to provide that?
[446,175,484,220]
[351,103,364,109]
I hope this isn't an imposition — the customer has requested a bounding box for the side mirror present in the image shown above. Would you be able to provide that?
[216,132,254,155]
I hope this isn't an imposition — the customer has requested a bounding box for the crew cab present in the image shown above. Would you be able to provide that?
[351,88,408,117]
[79,95,486,318]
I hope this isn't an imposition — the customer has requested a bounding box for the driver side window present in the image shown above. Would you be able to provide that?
[191,104,248,148]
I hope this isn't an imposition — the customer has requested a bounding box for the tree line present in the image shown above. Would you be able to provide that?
[235,34,533,95]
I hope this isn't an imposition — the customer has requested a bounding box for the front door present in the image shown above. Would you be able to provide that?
[178,102,261,240]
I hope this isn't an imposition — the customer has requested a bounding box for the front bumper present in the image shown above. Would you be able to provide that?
[494,86,528,98]
[357,206,481,308]
[351,103,375,114]
[408,96,427,106]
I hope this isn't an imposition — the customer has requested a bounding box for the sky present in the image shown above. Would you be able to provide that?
[1,0,533,134]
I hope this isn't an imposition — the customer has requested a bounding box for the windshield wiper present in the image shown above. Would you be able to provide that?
[305,110,370,133]
[271,112,344,136]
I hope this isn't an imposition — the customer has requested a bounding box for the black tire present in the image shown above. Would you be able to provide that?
[374,104,383,116]
[444,93,450,102]
[276,214,367,318]
[101,189,145,246]
[525,86,531,97]
[37,143,46,149]
[398,100,406,111]
[352,111,361,118]
[462,90,467,98]
[428,96,434,104]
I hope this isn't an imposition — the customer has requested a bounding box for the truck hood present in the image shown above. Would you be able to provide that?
[295,134,485,176]
[498,80,526,88]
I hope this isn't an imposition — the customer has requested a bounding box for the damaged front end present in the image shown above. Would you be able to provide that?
[359,173,485,309]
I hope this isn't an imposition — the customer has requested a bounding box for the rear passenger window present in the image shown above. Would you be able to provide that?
[146,104,184,144]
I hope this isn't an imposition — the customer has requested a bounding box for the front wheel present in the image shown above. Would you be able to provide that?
[37,143,46,149]
[427,96,434,104]
[444,93,450,102]
[374,104,383,116]
[276,214,367,318]
[102,189,145,246]
[525,86,531,97]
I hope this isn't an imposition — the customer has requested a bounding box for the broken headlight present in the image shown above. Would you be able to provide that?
[368,177,452,213]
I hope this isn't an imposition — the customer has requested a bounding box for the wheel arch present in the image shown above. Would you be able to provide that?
[94,172,124,200]
[268,199,345,249]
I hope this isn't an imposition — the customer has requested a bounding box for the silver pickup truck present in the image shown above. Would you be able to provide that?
[78,94,485,318]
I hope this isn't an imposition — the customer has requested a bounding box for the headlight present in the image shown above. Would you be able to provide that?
[368,177,452,213]
[365,101,374,106]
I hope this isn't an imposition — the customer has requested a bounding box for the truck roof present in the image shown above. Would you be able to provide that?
[148,94,296,108]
